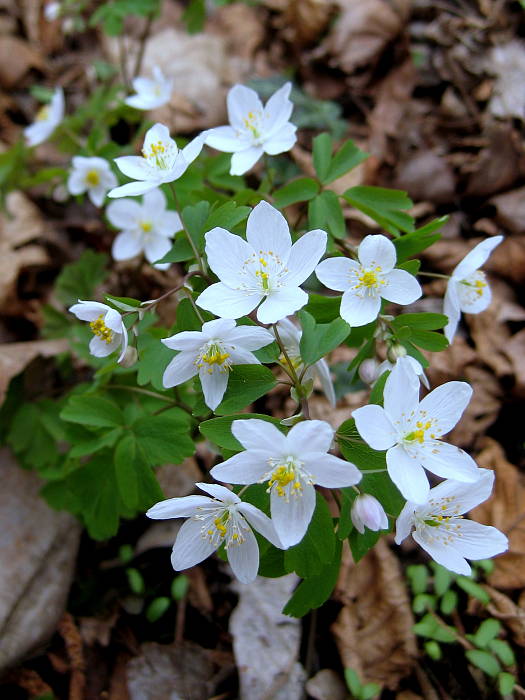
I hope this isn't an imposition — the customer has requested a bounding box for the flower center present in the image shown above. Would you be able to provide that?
[195,340,232,374]
[140,220,153,233]
[241,249,288,296]
[352,265,386,296]
[404,420,436,444]
[243,110,262,140]
[457,270,487,307]
[264,456,312,501]
[89,314,113,344]
[85,170,100,186]
[142,139,171,169]
[36,105,50,122]
[195,505,246,548]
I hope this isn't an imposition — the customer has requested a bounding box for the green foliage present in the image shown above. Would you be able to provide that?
[215,365,277,414]
[308,190,346,239]
[393,216,447,262]
[344,668,381,700]
[90,0,160,36]
[55,250,109,306]
[343,186,414,236]
[284,493,336,578]
[273,177,319,208]
[199,413,283,452]
[312,133,369,185]
[298,310,350,365]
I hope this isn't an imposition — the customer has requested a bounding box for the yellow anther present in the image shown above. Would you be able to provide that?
[259,257,267,266]
[89,314,113,344]
[140,221,153,233]
[85,170,100,186]
[36,105,50,121]
[214,517,227,537]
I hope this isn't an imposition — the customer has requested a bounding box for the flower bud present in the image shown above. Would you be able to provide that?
[386,343,407,364]
[358,358,379,385]
[351,494,388,534]
[119,346,138,368]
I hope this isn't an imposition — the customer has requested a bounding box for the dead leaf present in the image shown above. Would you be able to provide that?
[504,328,525,397]
[486,41,525,120]
[0,338,68,406]
[266,0,336,46]
[471,438,525,589]
[464,124,524,198]
[395,149,456,204]
[305,668,347,700]
[332,539,418,689]
[483,585,525,648]
[0,35,44,88]
[229,574,306,700]
[490,185,525,234]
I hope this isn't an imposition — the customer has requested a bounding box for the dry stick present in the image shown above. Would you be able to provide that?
[133,12,155,79]
[174,594,187,645]
[118,34,130,89]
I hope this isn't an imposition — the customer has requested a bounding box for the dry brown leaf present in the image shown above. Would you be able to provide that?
[490,185,525,234]
[464,125,524,198]
[395,149,456,204]
[504,328,525,397]
[0,35,44,88]
[0,339,68,406]
[305,669,347,700]
[471,438,525,589]
[483,585,525,648]
[332,539,418,689]
[486,41,525,120]
[266,0,336,46]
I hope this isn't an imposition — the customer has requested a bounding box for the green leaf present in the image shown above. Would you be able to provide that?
[337,419,387,471]
[55,250,108,306]
[182,0,205,33]
[146,596,171,622]
[215,365,277,415]
[348,528,381,563]
[343,186,414,236]
[409,329,448,352]
[498,672,516,696]
[440,589,458,615]
[200,413,283,451]
[430,562,453,596]
[424,641,442,661]
[114,434,138,509]
[489,639,515,667]
[393,216,447,262]
[391,313,448,331]
[303,293,341,323]
[308,191,346,239]
[473,619,501,649]
[413,613,456,643]
[344,668,361,695]
[323,139,369,185]
[312,133,332,183]
[407,564,429,594]
[273,178,319,208]
[205,200,251,231]
[69,427,123,458]
[284,493,336,578]
[413,593,437,614]
[466,649,501,677]
[456,576,491,604]
[61,395,125,428]
[283,540,342,617]
[136,328,175,391]
[132,410,194,465]
[298,311,350,365]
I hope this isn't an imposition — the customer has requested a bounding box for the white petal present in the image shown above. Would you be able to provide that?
[200,368,229,411]
[314,358,336,406]
[262,82,293,136]
[67,169,87,196]
[162,352,198,387]
[383,357,420,427]
[274,317,301,346]
[103,308,125,333]
[358,235,396,272]
[161,331,203,351]
[246,200,291,263]
[228,347,259,365]
[225,324,274,350]
[171,518,217,571]
[106,198,141,229]
[418,381,472,436]
[227,84,264,131]
[394,501,415,544]
[257,287,308,324]
[417,441,480,482]
[340,290,381,326]
[204,227,255,288]
[305,453,361,488]
[210,449,271,484]
[382,269,422,305]
[196,283,260,319]
[144,235,171,265]
[452,236,503,280]
[112,231,142,261]
[89,334,121,358]
[181,132,207,165]
[427,469,495,514]
[413,529,472,575]
[108,181,159,198]
[282,229,327,287]
[458,282,492,314]
[88,185,108,207]
[25,122,53,146]
[271,482,316,548]
[200,318,236,338]
[387,444,429,504]
[230,147,264,175]
[142,187,166,212]
[352,404,397,450]
[156,210,182,237]
[286,419,334,455]
[232,418,287,453]
[206,126,244,153]
[196,482,240,503]
[263,123,297,155]
[315,256,355,292]
[447,520,508,560]
[147,495,212,519]
[227,527,260,583]
[69,300,111,321]
[114,155,155,181]
[237,502,284,549]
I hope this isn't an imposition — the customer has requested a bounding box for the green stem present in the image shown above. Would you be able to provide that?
[168,183,208,276]
[183,287,205,324]
[273,323,310,419]
[418,271,450,280]
[106,384,175,402]
[133,12,155,79]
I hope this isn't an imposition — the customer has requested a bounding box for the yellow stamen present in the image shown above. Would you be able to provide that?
[85,170,100,186]
[89,314,113,344]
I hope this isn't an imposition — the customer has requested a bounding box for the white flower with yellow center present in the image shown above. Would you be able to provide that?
[69,300,128,362]
[444,235,503,342]
[106,188,181,270]
[67,156,117,207]
[210,419,361,547]
[315,234,422,327]
[196,201,327,324]
[352,357,480,504]
[24,87,64,147]
[274,317,336,406]
[395,469,508,575]
[205,82,297,175]
[124,66,173,110]
[162,318,274,411]
[147,482,283,584]
[108,123,207,198]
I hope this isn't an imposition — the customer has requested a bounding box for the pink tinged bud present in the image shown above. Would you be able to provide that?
[358,358,379,385]
[351,494,388,534]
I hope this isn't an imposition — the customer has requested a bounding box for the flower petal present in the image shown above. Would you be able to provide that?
[443,280,461,343]
[69,300,111,322]
[452,236,503,280]
[147,495,211,519]
[246,200,291,263]
[88,185,108,207]
[358,235,396,272]
[108,180,159,198]
[271,482,316,548]
[196,283,261,319]
[418,380,472,436]
[413,529,472,575]
[263,123,297,155]
[171,518,217,571]
[282,229,327,287]
[227,84,264,131]
[200,368,229,411]
[156,210,182,237]
[112,231,142,261]
[394,501,415,544]
[161,331,203,351]
[225,324,274,350]
[106,198,142,229]
[387,444,429,504]
[340,289,381,326]
[257,287,308,324]
[142,187,166,211]
[263,82,293,136]
[204,227,255,288]
[314,358,336,407]
[114,155,155,181]
[447,519,508,560]
[381,269,422,305]
[228,347,259,365]
[315,256,355,292]
[210,449,271,484]
[237,502,283,549]
[181,132,207,165]
[352,404,397,450]
[196,482,240,503]
[206,125,244,152]
[427,469,495,515]
[162,352,198,387]
[144,235,172,265]
[227,526,260,583]
[383,356,420,427]
[305,453,361,488]
[67,169,87,196]
[417,441,480,482]
[230,146,264,175]
[286,419,334,455]
[89,334,121,358]
[458,281,492,314]
[232,418,287,453]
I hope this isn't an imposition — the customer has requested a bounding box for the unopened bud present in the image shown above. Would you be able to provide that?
[351,494,388,534]
[386,343,407,364]
[119,346,138,368]
[358,358,379,385]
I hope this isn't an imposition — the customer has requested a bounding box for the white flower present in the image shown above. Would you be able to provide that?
[274,317,335,406]
[377,355,429,389]
[147,482,282,584]
[395,469,508,575]
[444,236,503,343]
[106,188,181,270]
[24,87,64,147]
[124,66,173,110]
[67,156,117,207]
[196,201,327,324]
[108,123,207,198]
[69,300,128,362]
[352,357,480,504]
[210,418,361,547]
[315,235,422,327]
[205,82,297,175]
[44,1,61,20]
[162,318,274,411]
[351,494,389,534]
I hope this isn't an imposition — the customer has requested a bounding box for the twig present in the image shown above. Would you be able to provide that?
[133,12,154,79]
